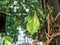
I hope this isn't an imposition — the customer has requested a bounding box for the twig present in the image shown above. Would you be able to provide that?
[47,5,52,34]
[44,31,60,45]
[54,12,60,21]
[45,32,51,38]
[52,32,60,37]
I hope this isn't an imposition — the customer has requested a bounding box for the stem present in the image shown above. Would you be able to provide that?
[54,12,60,21]
[47,5,52,34]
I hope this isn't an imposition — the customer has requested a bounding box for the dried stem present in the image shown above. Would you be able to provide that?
[54,12,60,21]
[44,5,60,45]
[47,5,52,34]
[44,31,60,45]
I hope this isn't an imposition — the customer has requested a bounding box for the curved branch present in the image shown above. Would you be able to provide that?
[44,31,60,45]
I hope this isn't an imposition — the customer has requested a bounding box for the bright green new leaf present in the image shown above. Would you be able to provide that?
[3,36,13,43]
[4,40,8,45]
[27,11,40,34]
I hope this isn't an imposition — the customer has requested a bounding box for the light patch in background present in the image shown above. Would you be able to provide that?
[36,41,43,45]
[14,1,18,4]
[40,41,43,45]
[14,7,17,12]
[9,5,13,8]
[25,8,29,12]
[16,26,33,44]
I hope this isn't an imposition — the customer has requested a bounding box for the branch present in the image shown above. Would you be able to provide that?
[52,32,60,37]
[47,5,52,34]
[44,31,60,45]
[54,12,60,21]
[45,32,51,38]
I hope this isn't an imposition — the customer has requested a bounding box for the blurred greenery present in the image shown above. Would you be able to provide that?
[0,0,47,43]
[0,0,50,44]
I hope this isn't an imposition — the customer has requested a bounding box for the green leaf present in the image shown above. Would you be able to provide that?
[12,21,18,29]
[36,8,45,19]
[4,40,8,45]
[27,11,40,34]
[0,0,9,5]
[3,36,13,43]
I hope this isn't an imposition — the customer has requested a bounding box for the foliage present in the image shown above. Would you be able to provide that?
[3,36,13,43]
[3,36,13,45]
[0,0,44,42]
[0,0,56,44]
[0,0,19,43]
[3,40,8,45]
[27,10,40,34]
